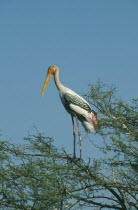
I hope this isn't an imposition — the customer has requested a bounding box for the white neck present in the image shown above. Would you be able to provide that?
[54,68,65,91]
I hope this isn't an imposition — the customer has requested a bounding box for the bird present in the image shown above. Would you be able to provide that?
[41,66,98,159]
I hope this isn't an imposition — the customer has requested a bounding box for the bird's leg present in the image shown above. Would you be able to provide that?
[71,116,76,158]
[75,116,82,159]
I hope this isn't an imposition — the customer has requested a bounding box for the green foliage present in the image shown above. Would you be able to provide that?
[0,82,138,209]
[0,136,71,209]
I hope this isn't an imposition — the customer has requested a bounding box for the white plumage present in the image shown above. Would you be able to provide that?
[41,66,98,158]
[59,88,97,133]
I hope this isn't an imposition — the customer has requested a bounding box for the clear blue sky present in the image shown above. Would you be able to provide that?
[0,1,138,158]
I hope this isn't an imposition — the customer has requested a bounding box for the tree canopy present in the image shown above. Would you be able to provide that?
[0,82,138,209]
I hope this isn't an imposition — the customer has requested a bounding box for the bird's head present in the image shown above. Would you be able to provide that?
[41,66,58,96]
[47,66,57,75]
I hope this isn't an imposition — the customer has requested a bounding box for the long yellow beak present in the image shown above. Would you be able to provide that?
[41,72,53,96]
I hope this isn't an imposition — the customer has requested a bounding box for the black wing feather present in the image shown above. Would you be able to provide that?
[64,93,92,113]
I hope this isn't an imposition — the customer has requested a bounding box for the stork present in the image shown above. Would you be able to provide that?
[41,66,98,159]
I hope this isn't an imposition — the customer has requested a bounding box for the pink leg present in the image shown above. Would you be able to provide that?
[75,116,82,159]
[71,116,76,158]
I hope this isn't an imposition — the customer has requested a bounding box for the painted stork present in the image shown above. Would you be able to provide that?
[41,66,98,159]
